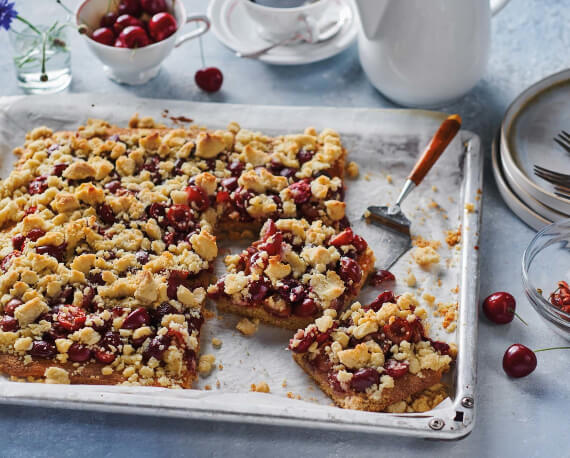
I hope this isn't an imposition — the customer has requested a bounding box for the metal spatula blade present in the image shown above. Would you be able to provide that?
[364,114,462,269]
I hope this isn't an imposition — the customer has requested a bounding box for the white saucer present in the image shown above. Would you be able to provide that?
[208,0,358,65]
[500,69,570,215]
[492,133,551,231]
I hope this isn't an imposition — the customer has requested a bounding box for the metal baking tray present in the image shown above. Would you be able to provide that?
[0,95,482,439]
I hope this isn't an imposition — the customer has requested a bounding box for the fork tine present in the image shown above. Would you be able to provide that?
[560,131,570,144]
[562,130,570,139]
[554,138,570,153]
[534,168,570,187]
[554,191,570,200]
[534,165,570,180]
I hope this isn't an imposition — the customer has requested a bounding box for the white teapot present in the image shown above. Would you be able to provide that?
[354,0,511,107]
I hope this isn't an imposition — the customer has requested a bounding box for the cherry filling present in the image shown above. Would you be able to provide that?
[366,291,396,312]
[228,160,245,177]
[369,269,396,286]
[383,317,414,344]
[297,149,314,164]
[104,180,122,194]
[143,334,171,362]
[30,340,57,358]
[257,232,282,256]
[329,228,354,247]
[121,308,151,329]
[68,343,92,362]
[147,202,168,227]
[166,270,190,300]
[36,242,67,262]
[57,306,87,331]
[338,257,362,289]
[52,163,68,177]
[288,179,311,204]
[1,251,22,272]
[0,316,18,331]
[97,203,116,225]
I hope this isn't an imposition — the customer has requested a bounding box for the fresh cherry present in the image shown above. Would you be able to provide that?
[483,291,526,325]
[92,27,115,46]
[113,14,143,35]
[195,67,223,93]
[119,26,150,48]
[141,0,167,15]
[100,11,119,28]
[502,344,537,378]
[118,0,142,17]
[148,12,177,42]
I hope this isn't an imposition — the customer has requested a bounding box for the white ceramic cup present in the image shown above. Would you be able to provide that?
[240,0,330,42]
[76,0,210,85]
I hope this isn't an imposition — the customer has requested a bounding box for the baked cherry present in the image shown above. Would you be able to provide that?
[113,14,143,35]
[297,149,314,164]
[502,344,537,378]
[228,160,244,176]
[100,11,118,28]
[122,308,151,329]
[118,0,142,16]
[195,67,223,93]
[28,176,47,195]
[186,185,210,211]
[119,26,150,48]
[383,317,413,344]
[288,180,311,204]
[141,0,167,15]
[27,228,46,242]
[68,343,92,362]
[339,257,362,285]
[352,234,368,253]
[30,340,57,358]
[293,297,318,317]
[12,234,25,251]
[97,203,116,225]
[367,290,395,311]
[221,177,238,191]
[92,27,115,46]
[329,228,354,247]
[143,334,171,361]
[36,243,66,262]
[483,291,526,325]
[351,368,380,392]
[167,204,193,231]
[52,163,68,177]
[94,348,116,364]
[4,298,23,316]
[57,307,87,331]
[0,316,18,332]
[383,359,409,378]
[369,269,395,286]
[148,12,177,42]
[289,329,316,353]
[216,190,230,203]
[257,232,282,256]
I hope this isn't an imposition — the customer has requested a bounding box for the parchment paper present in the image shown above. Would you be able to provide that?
[0,94,480,425]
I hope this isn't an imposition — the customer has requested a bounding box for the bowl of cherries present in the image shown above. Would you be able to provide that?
[76,0,210,84]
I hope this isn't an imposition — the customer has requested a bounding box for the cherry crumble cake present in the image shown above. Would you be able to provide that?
[0,115,454,413]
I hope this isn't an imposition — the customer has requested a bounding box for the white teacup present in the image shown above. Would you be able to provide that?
[76,0,209,85]
[241,0,330,42]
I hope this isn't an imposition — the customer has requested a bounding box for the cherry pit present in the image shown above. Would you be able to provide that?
[90,0,177,49]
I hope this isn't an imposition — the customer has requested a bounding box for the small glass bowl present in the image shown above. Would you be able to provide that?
[522,218,570,340]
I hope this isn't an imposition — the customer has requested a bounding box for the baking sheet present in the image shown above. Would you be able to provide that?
[0,94,482,439]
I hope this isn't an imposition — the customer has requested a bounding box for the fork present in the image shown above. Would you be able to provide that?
[554,130,570,153]
[533,165,570,199]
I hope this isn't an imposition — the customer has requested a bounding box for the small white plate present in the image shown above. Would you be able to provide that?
[492,134,551,231]
[500,69,570,215]
[208,0,358,65]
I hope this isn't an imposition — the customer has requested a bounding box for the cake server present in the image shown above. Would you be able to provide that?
[365,114,462,269]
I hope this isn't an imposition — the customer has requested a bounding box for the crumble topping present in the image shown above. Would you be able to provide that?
[236,318,258,336]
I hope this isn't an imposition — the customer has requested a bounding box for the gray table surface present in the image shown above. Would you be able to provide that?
[0,0,569,457]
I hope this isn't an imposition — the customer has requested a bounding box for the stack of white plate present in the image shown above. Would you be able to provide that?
[493,69,570,231]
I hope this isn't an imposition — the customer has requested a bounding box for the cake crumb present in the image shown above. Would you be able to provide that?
[216,380,221,389]
[204,384,212,390]
[465,203,475,213]
[445,227,462,247]
[251,382,270,393]
[412,246,440,267]
[218,364,224,370]
[435,302,458,331]
[363,209,371,219]
[364,173,371,181]
[236,318,259,336]
[346,161,359,178]
[386,174,393,184]
[413,236,441,250]
[282,379,287,388]
[198,354,216,376]
[432,185,438,192]
[212,337,222,348]
[406,272,417,287]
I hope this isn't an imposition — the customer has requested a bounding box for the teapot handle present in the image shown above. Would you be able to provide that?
[490,0,511,16]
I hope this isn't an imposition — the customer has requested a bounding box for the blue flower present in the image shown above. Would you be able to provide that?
[0,0,17,31]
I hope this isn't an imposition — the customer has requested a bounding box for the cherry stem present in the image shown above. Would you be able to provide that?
[198,31,206,68]
[514,312,528,327]
[534,346,570,353]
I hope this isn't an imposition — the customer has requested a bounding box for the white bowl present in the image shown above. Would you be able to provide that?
[76,0,210,85]
[240,0,330,42]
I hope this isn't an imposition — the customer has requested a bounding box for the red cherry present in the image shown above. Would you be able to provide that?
[329,228,354,247]
[384,359,409,378]
[483,292,517,324]
[195,67,223,93]
[185,185,210,211]
[293,297,318,317]
[114,36,128,48]
[148,12,177,42]
[369,269,395,286]
[92,27,115,46]
[141,0,167,15]
[119,26,151,48]
[100,12,118,28]
[113,14,143,35]
[57,307,87,331]
[118,0,142,16]
[503,344,537,378]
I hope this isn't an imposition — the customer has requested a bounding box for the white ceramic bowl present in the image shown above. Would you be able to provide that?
[240,0,330,41]
[76,0,210,85]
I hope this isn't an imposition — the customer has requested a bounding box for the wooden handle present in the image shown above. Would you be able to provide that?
[408,114,462,185]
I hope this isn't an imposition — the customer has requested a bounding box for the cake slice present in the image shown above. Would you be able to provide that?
[208,219,375,330]
[289,293,454,411]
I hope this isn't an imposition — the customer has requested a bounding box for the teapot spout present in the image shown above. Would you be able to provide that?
[353,0,390,40]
